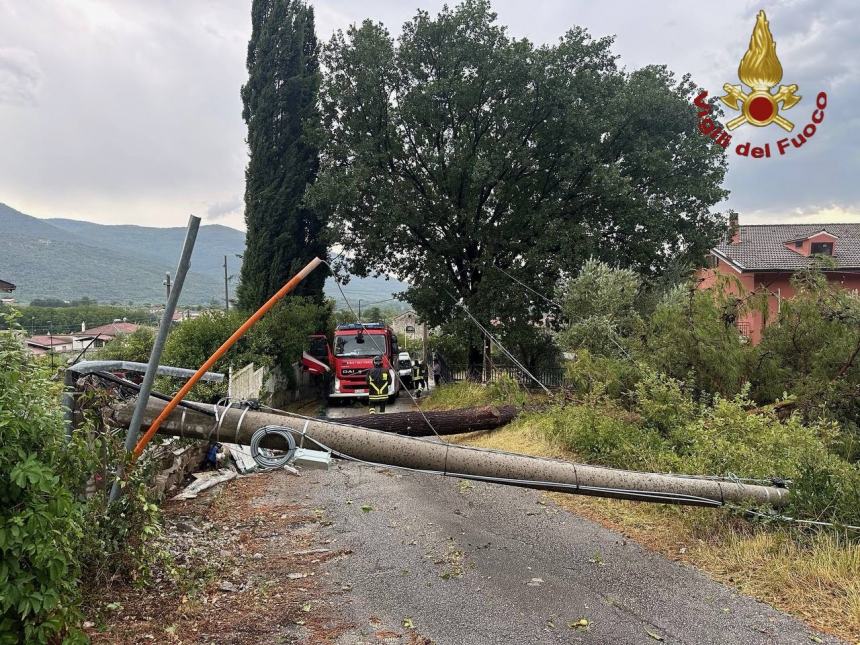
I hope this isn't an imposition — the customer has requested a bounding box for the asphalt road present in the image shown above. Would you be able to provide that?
[325,380,432,418]
[294,461,839,645]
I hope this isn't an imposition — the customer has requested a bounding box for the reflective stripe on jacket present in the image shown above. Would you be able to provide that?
[367,368,389,401]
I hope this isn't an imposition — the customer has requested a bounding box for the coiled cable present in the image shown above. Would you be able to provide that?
[249,425,297,469]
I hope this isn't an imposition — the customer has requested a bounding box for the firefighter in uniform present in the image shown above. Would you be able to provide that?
[367,355,389,413]
[412,359,425,397]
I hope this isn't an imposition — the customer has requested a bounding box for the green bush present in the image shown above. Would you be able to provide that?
[1,312,171,642]
[0,317,87,643]
[558,259,643,359]
[538,384,860,527]
[787,452,860,527]
[545,403,674,471]
[156,299,327,402]
[668,390,839,481]
[96,327,156,363]
[563,349,641,402]
[753,269,860,460]
[644,282,756,398]
[633,369,699,436]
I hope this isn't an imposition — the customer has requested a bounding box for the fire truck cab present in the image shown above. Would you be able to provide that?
[301,323,401,401]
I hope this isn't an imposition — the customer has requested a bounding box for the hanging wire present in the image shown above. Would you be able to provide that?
[492,263,562,311]
[441,287,553,396]
[490,264,633,360]
[322,261,451,474]
[727,505,860,534]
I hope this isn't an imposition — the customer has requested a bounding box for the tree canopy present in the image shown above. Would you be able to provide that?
[237,0,327,310]
[311,0,729,367]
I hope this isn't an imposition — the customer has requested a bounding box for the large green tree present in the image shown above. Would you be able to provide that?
[311,0,728,369]
[237,0,327,310]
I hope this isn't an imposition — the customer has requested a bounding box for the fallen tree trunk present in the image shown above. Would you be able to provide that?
[111,398,788,508]
[323,405,518,436]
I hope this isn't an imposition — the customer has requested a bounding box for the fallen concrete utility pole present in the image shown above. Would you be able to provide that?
[321,405,519,436]
[112,398,788,508]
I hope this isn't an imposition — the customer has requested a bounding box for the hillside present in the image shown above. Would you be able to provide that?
[0,203,409,307]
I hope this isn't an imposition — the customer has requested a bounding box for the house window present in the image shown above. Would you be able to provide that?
[705,254,718,268]
[810,242,833,256]
[794,240,803,248]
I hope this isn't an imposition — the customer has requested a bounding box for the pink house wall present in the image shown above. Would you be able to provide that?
[698,260,860,344]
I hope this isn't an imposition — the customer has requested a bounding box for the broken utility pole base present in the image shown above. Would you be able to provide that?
[111,398,788,509]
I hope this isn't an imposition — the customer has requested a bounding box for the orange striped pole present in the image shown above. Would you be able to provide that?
[132,256,323,458]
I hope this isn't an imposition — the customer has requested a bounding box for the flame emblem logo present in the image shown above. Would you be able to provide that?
[720,11,801,131]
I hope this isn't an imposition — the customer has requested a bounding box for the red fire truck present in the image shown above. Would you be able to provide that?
[301,323,401,402]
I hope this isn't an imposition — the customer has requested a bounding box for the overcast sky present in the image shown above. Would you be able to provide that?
[0,0,857,231]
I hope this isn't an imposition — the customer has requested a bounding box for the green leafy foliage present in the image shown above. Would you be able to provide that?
[237,0,328,310]
[96,327,156,363]
[754,268,860,459]
[155,299,327,401]
[0,313,86,643]
[0,310,179,641]
[563,350,641,402]
[548,259,860,528]
[541,377,860,526]
[311,0,728,371]
[559,260,643,359]
[643,280,756,397]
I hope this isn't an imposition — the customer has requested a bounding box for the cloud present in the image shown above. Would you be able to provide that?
[743,203,860,225]
[0,47,42,105]
[206,197,243,221]
[0,0,856,229]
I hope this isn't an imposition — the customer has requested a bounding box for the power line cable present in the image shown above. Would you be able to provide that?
[441,288,552,396]
[490,264,633,361]
[322,261,451,472]
[492,263,562,311]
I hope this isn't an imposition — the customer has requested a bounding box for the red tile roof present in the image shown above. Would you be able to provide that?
[714,223,860,271]
[26,335,73,348]
[75,322,141,338]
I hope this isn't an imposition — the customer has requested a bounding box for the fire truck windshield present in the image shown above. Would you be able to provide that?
[334,334,386,358]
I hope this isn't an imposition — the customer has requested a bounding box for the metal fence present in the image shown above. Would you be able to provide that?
[445,364,570,389]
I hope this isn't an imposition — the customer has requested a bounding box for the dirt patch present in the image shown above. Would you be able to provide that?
[82,470,353,644]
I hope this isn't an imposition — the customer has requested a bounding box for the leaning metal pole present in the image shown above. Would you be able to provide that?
[113,398,789,508]
[108,215,200,503]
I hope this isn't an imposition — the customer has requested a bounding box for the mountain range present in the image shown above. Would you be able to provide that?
[0,203,408,308]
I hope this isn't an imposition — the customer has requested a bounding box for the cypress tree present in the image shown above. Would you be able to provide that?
[237,0,326,310]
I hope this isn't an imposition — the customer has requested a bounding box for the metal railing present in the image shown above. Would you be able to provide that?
[445,364,570,388]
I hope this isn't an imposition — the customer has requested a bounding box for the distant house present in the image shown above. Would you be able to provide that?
[72,321,142,351]
[391,310,425,338]
[698,217,860,344]
[0,279,16,300]
[26,335,74,355]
